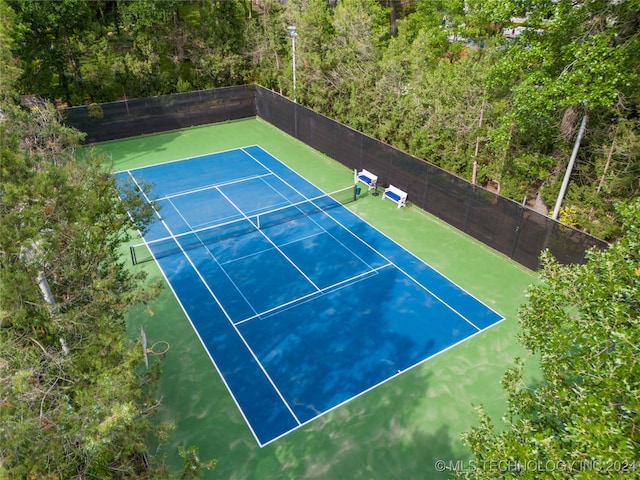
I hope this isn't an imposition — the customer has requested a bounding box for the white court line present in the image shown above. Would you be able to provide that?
[129,246,269,447]
[126,147,505,447]
[166,174,389,330]
[218,242,275,265]
[245,145,504,321]
[166,197,190,228]
[240,148,380,271]
[126,169,272,446]
[196,243,260,321]
[218,230,323,266]
[166,197,259,318]
[324,210,484,331]
[133,211,250,248]
[216,221,331,267]
[161,172,275,200]
[127,169,302,431]
[260,315,506,447]
[114,145,255,174]
[215,187,323,292]
[241,147,484,332]
[176,246,304,426]
[156,225,302,427]
[130,143,504,319]
[127,170,164,224]
[234,263,392,326]
[244,175,294,215]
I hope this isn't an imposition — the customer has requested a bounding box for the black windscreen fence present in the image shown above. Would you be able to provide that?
[254,86,607,270]
[62,84,608,270]
[61,85,256,143]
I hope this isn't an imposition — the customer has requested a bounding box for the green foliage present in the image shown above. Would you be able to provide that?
[321,0,384,122]
[5,0,638,236]
[461,199,640,479]
[3,1,638,474]
[488,0,637,136]
[0,88,172,478]
[178,445,218,480]
[499,152,555,198]
[0,0,21,95]
[243,0,288,88]
[287,0,336,108]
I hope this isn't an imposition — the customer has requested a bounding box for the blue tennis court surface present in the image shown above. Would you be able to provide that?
[115,146,504,446]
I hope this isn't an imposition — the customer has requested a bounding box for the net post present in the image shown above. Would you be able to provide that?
[130,245,137,265]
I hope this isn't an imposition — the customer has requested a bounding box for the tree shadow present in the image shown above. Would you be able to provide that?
[263,369,464,480]
[193,364,469,480]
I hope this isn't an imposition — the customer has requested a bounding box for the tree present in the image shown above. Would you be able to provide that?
[116,0,184,97]
[5,0,637,237]
[468,0,640,232]
[0,5,220,474]
[8,0,100,104]
[0,14,173,470]
[0,94,171,478]
[281,0,338,110]
[0,0,20,95]
[314,0,386,125]
[189,0,251,89]
[243,0,288,90]
[461,199,640,479]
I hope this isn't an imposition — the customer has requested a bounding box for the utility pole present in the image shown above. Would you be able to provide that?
[552,114,588,221]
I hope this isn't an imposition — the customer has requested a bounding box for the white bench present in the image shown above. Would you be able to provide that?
[356,169,378,191]
[382,185,407,208]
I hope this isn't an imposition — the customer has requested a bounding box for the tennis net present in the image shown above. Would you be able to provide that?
[130,185,357,265]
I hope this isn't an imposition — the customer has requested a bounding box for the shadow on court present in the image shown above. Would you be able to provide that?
[249,368,465,480]
[95,130,177,170]
[128,250,469,480]
[110,119,536,480]
[95,120,259,171]
[130,277,464,479]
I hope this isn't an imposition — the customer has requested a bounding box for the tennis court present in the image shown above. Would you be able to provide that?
[116,145,504,446]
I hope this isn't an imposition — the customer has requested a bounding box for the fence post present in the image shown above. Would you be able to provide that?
[463,189,473,233]
[421,165,430,209]
[509,196,527,259]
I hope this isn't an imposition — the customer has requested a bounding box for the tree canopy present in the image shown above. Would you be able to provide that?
[461,198,640,479]
[0,6,216,474]
[0,100,159,478]
[5,0,639,239]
